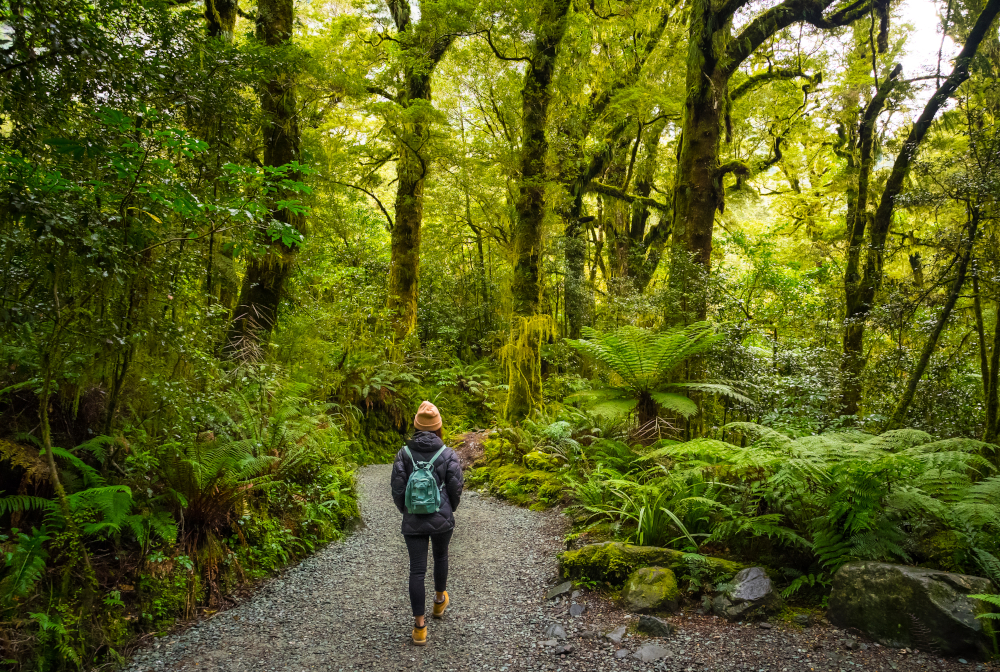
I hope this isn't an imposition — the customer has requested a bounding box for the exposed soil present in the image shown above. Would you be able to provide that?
[452,429,489,469]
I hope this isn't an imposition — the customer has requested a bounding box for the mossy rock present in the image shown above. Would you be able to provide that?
[558,541,744,587]
[466,463,564,510]
[827,561,996,659]
[621,567,680,613]
[523,450,561,471]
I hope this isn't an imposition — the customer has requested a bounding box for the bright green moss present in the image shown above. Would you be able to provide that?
[559,541,744,587]
[466,463,565,509]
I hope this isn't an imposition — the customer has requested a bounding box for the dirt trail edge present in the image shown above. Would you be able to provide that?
[125,464,566,672]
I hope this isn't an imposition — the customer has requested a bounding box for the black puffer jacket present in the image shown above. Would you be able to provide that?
[390,431,464,535]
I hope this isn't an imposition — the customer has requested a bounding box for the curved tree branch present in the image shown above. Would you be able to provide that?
[730,67,821,101]
[587,181,672,213]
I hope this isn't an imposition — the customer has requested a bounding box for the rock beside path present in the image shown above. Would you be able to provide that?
[631,643,671,662]
[828,561,996,658]
[636,614,674,637]
[621,566,680,613]
[711,567,784,621]
[559,541,743,585]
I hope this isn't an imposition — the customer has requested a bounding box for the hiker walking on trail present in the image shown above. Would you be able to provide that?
[391,400,464,646]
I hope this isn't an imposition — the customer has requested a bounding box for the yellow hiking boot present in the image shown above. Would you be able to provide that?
[412,624,427,646]
[432,592,449,619]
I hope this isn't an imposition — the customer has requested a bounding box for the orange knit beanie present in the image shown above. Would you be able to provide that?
[413,400,442,431]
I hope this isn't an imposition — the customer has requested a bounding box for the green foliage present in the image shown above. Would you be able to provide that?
[1,0,999,666]
[567,323,751,422]
[545,415,1000,598]
[971,594,1000,621]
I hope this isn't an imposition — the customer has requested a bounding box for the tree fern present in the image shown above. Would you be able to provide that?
[568,323,747,423]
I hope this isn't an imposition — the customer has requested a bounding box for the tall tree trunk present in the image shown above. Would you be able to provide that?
[839,65,903,416]
[974,269,990,397]
[510,0,571,316]
[505,0,572,420]
[668,0,872,319]
[627,118,668,292]
[985,297,1000,443]
[204,0,238,40]
[887,210,980,430]
[226,0,301,353]
[384,1,454,339]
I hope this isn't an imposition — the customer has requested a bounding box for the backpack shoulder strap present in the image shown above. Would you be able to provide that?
[403,446,415,466]
[427,446,447,466]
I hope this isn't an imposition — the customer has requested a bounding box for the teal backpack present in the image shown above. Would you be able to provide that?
[403,445,447,515]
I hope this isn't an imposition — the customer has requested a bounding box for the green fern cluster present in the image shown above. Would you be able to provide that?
[567,323,750,424]
[570,423,1000,587]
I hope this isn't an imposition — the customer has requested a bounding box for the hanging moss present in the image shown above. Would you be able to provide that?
[501,315,554,421]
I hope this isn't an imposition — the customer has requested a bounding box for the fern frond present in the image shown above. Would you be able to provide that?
[75,435,116,462]
[46,446,105,487]
[865,429,934,451]
[588,398,639,418]
[722,422,795,452]
[668,382,754,406]
[0,495,58,515]
[650,391,698,418]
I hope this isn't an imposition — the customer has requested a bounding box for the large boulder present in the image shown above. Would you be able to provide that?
[621,567,680,613]
[559,541,744,586]
[827,561,996,658]
[710,567,784,621]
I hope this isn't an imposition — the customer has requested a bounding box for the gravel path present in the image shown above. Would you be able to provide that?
[126,465,996,672]
[126,464,566,672]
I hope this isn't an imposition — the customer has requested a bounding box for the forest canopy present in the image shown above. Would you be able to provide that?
[1,0,1000,667]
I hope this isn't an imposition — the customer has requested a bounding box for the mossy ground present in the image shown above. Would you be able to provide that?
[559,541,744,587]
[466,464,565,510]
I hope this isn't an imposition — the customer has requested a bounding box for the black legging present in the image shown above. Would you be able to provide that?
[404,530,453,617]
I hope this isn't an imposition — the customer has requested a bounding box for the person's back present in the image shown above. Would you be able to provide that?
[390,401,464,646]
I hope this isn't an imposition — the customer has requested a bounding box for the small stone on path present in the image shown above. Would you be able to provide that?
[637,615,674,637]
[546,581,573,600]
[606,625,627,644]
[632,643,671,662]
[569,603,586,617]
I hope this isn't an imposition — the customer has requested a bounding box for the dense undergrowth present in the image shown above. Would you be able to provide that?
[470,411,1000,602]
[467,323,1000,607]
[0,345,498,668]
[3,0,1000,669]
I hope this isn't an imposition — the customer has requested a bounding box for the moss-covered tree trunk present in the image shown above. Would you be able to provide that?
[385,0,453,340]
[560,13,670,335]
[626,118,668,293]
[668,0,871,319]
[839,66,902,416]
[387,106,428,341]
[204,0,238,40]
[985,299,1000,442]
[226,0,301,353]
[505,0,572,419]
